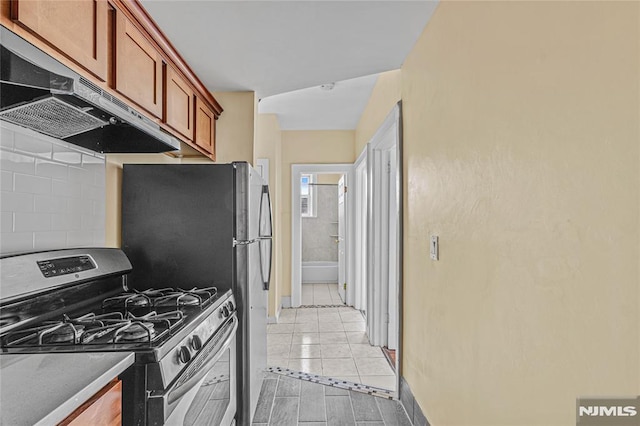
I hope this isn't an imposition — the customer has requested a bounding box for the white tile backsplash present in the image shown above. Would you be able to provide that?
[14,132,52,159]
[0,149,36,174]
[1,170,13,191]
[14,173,51,194]
[1,191,34,212]
[1,212,13,232]
[34,231,67,250]
[35,159,69,180]
[0,126,14,149]
[52,145,82,165]
[52,178,81,197]
[14,212,51,232]
[0,122,105,254]
[34,194,67,214]
[67,230,94,247]
[0,231,33,254]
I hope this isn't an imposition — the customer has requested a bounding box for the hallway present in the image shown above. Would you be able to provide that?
[301,283,344,306]
[267,305,396,391]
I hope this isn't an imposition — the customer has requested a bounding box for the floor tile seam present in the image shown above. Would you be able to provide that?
[347,385,359,425]
[264,375,280,425]
[267,367,394,400]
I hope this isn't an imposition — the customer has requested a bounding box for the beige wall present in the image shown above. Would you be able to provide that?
[105,91,257,247]
[316,174,342,185]
[401,1,639,425]
[212,91,256,164]
[279,131,355,302]
[256,114,283,317]
[354,70,401,158]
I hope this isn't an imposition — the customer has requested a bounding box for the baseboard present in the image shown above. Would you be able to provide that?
[399,376,430,426]
[267,309,279,324]
[281,296,291,308]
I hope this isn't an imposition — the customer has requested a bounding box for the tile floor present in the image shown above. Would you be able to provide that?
[301,283,345,306]
[267,305,396,391]
[253,372,411,426]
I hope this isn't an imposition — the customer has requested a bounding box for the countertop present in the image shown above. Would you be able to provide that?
[0,352,135,426]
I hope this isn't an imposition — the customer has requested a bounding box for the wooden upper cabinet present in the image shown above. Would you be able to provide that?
[165,66,194,140]
[10,0,109,81]
[115,12,163,118]
[195,97,216,157]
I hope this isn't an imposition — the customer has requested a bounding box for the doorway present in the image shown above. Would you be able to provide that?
[291,164,354,307]
[299,172,345,306]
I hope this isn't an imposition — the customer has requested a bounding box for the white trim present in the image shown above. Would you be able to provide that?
[281,296,292,309]
[291,163,354,307]
[267,311,280,324]
[256,158,270,182]
[353,147,368,312]
[367,104,401,349]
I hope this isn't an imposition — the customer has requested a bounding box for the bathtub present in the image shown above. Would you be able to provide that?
[301,261,339,283]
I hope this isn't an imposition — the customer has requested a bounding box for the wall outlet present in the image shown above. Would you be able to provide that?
[430,235,439,260]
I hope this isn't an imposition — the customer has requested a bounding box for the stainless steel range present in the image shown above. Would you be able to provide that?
[0,247,238,426]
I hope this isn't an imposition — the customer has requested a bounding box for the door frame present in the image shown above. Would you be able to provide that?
[291,164,355,307]
[366,102,403,382]
[353,148,368,312]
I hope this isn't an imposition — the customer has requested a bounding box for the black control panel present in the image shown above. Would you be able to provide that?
[37,255,96,278]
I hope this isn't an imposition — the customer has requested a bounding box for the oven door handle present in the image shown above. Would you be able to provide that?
[165,314,238,405]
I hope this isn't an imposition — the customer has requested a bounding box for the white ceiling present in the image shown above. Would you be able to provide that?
[141,0,438,129]
[258,73,379,130]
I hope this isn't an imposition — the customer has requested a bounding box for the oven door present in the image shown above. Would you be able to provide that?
[148,314,238,426]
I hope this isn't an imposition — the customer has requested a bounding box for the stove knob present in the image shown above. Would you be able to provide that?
[221,305,230,318]
[178,346,191,364]
[227,301,235,312]
[191,335,203,351]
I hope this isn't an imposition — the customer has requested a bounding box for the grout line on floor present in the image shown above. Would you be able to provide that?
[266,366,394,400]
[265,375,278,425]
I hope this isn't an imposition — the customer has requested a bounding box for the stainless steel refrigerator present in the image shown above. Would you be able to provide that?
[121,162,272,426]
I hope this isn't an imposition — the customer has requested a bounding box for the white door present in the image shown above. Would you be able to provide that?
[337,175,346,303]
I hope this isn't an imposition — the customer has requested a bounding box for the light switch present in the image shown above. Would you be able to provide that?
[430,235,439,260]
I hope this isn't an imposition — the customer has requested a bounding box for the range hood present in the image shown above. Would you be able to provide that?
[0,26,180,154]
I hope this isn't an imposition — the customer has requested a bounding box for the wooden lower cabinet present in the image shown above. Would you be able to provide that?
[195,97,216,157]
[59,379,122,426]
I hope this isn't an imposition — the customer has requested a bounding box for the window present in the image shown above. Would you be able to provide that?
[301,174,315,217]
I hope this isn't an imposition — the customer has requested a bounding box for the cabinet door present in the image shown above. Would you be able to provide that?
[115,13,163,118]
[60,380,122,426]
[11,0,108,81]
[195,97,216,156]
[165,67,194,140]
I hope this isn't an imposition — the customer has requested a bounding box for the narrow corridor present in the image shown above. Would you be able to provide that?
[267,304,396,391]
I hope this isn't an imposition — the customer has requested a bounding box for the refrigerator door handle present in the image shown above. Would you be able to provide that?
[259,185,273,238]
[258,238,272,291]
[233,238,258,247]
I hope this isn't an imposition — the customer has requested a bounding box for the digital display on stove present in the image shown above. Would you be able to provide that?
[37,255,96,278]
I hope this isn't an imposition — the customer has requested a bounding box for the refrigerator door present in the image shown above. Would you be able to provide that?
[233,162,268,425]
[246,240,267,424]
